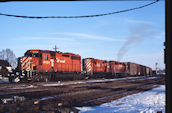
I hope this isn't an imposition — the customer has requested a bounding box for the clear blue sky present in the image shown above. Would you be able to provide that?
[0,1,165,70]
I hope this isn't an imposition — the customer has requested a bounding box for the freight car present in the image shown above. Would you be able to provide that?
[125,62,138,76]
[125,62,152,76]
[147,67,153,75]
[9,49,153,82]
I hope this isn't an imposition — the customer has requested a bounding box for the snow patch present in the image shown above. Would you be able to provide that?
[42,83,64,87]
[76,85,165,113]
[9,85,37,89]
[76,107,95,112]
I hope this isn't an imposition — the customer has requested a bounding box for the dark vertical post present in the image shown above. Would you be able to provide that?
[165,0,171,112]
[53,45,58,52]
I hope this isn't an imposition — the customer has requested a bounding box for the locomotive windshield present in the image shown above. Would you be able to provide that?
[24,50,40,57]
[24,51,32,57]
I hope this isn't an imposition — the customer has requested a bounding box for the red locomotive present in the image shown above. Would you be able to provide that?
[82,58,110,74]
[9,49,152,82]
[18,49,81,72]
[109,61,128,75]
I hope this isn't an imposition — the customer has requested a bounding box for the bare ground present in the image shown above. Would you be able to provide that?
[0,75,165,113]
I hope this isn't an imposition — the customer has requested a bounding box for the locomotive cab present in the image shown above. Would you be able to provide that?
[22,50,41,71]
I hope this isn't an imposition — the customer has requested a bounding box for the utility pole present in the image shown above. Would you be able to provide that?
[155,62,158,75]
[53,45,58,52]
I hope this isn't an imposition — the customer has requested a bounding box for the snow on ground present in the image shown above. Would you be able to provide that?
[9,85,38,89]
[76,85,165,113]
[42,83,64,87]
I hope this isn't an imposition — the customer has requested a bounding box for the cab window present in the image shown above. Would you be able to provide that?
[33,53,39,57]
[24,51,40,57]
[44,55,48,60]
[50,52,55,57]
[24,51,32,57]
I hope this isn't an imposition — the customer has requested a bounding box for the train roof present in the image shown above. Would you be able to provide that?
[26,49,81,56]
[124,62,152,69]
[84,57,107,61]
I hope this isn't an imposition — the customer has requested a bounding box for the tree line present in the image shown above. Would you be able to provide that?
[0,48,17,68]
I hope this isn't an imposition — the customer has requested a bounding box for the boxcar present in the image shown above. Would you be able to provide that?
[125,62,138,75]
[137,64,141,75]
[140,65,147,76]
[146,66,152,76]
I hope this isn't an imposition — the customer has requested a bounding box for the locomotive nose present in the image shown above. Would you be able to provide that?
[20,57,32,71]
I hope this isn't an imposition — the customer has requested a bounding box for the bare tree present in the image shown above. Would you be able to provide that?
[0,48,17,68]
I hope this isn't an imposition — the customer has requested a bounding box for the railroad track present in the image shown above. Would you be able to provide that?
[0,76,165,113]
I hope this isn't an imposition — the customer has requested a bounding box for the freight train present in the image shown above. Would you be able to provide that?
[9,49,152,82]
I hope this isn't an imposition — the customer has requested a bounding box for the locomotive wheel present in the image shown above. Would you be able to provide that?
[30,73,50,82]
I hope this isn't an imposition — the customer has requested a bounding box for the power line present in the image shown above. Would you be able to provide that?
[0,0,159,19]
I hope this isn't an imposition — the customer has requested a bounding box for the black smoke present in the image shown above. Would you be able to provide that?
[117,23,156,61]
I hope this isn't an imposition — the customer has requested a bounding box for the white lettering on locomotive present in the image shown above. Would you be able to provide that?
[50,59,54,67]
[96,63,100,67]
[56,58,65,63]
